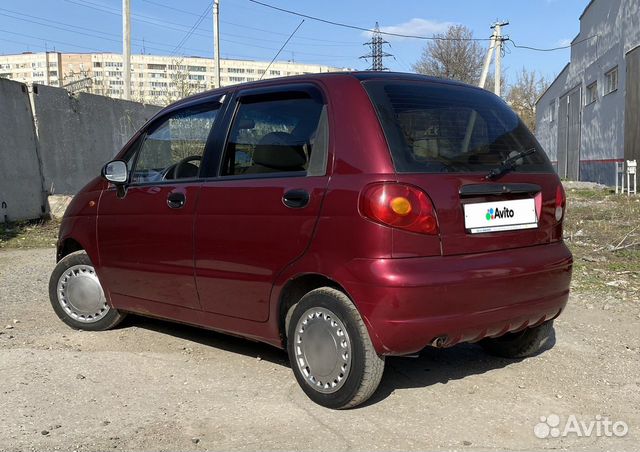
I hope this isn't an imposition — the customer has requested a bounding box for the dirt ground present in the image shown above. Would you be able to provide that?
[1,187,639,451]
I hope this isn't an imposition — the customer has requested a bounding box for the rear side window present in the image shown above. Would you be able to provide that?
[221,92,327,177]
[363,81,553,174]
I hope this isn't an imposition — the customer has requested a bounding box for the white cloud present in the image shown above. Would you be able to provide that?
[363,18,455,41]
[557,38,572,47]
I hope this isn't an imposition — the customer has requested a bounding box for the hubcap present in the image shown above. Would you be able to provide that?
[294,307,352,393]
[57,264,109,323]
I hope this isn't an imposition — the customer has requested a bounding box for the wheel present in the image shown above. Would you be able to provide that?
[287,287,385,409]
[48,250,126,331]
[479,320,555,359]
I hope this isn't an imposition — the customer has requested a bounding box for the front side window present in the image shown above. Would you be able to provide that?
[605,67,618,94]
[364,81,553,174]
[221,93,327,177]
[130,104,218,184]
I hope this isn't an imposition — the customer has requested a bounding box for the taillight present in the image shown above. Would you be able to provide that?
[555,184,566,222]
[360,182,439,235]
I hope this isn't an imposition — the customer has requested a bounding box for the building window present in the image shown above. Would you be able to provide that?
[269,70,280,76]
[605,67,618,94]
[549,101,555,122]
[586,82,597,105]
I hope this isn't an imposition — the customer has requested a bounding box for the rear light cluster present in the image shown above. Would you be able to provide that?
[555,184,566,222]
[360,182,439,235]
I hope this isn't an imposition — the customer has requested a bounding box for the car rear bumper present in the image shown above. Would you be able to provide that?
[341,241,573,356]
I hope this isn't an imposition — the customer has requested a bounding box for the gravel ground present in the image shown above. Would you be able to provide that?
[1,248,639,452]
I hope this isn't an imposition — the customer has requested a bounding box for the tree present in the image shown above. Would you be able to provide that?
[412,25,485,85]
[506,68,549,131]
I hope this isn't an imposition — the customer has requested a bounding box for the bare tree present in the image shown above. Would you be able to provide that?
[412,25,485,85]
[507,67,549,131]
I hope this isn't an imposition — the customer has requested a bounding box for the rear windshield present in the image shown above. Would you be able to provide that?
[363,80,553,174]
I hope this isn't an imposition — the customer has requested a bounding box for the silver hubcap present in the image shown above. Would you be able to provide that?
[57,264,109,323]
[294,307,352,393]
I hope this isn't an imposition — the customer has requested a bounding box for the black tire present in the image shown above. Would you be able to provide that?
[480,320,555,359]
[48,250,126,331]
[287,287,385,409]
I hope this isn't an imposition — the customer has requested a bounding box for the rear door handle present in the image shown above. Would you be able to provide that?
[282,189,310,209]
[167,192,186,209]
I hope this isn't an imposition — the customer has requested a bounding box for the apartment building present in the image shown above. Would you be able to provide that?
[0,52,350,105]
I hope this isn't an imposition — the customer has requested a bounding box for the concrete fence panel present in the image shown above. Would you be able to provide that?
[31,85,161,195]
[0,79,45,222]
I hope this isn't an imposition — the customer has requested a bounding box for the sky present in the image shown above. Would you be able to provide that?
[0,0,590,85]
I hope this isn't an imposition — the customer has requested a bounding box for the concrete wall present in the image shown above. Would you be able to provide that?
[0,79,161,222]
[535,0,640,186]
[0,79,45,222]
[32,85,160,195]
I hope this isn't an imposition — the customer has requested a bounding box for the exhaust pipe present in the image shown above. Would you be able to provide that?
[431,335,448,348]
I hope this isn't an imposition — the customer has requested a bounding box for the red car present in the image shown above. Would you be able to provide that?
[49,72,572,409]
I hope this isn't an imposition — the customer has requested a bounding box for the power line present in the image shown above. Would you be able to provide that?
[506,35,597,52]
[260,19,304,80]
[246,0,492,41]
[169,2,213,56]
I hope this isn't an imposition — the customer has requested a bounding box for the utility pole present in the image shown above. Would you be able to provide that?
[478,30,496,89]
[360,22,392,71]
[491,21,509,97]
[122,0,131,100]
[213,0,221,89]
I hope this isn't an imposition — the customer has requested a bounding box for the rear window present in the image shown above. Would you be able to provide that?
[363,81,553,174]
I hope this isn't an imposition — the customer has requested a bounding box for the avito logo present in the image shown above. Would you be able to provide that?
[486,207,515,221]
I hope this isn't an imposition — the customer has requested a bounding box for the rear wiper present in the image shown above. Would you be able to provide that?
[485,148,537,180]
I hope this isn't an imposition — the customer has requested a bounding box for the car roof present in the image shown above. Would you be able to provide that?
[171,71,475,108]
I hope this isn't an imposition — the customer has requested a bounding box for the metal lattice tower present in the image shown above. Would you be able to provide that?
[360,22,392,71]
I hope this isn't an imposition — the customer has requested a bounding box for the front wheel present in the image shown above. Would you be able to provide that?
[48,250,126,331]
[480,320,555,359]
[287,287,385,409]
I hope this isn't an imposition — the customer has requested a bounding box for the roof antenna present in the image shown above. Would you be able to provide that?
[260,19,304,80]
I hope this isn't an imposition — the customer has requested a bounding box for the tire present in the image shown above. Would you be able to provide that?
[48,250,126,331]
[480,320,555,359]
[287,287,385,409]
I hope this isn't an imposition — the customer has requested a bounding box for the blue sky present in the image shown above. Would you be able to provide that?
[0,0,589,84]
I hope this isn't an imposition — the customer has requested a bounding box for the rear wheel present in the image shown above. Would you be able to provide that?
[49,250,125,331]
[287,287,385,409]
[480,320,555,359]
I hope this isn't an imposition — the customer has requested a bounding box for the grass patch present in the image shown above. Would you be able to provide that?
[0,218,59,250]
[563,186,640,300]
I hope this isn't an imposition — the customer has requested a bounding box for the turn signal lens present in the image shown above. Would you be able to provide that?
[555,184,566,222]
[360,183,439,235]
[390,196,412,216]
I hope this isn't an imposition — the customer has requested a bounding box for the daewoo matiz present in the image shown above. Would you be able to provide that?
[50,72,572,409]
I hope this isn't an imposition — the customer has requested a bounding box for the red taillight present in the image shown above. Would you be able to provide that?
[555,184,566,222]
[360,182,439,235]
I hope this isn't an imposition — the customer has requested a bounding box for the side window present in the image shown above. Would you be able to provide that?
[130,104,219,184]
[221,92,327,177]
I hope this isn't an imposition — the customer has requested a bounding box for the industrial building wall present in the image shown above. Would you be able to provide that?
[31,85,161,195]
[0,79,161,222]
[535,0,639,186]
[0,79,45,222]
[624,45,640,163]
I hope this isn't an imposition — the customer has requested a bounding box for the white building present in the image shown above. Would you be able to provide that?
[535,0,639,185]
[0,52,351,105]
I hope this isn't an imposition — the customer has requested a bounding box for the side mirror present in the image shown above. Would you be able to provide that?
[102,160,128,184]
[102,160,128,198]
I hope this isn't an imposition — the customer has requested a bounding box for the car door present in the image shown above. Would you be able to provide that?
[194,85,331,321]
[97,99,222,310]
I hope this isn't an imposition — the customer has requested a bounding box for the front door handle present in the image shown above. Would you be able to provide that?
[167,192,186,209]
[282,189,310,209]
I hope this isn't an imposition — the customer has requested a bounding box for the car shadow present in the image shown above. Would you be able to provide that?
[119,314,289,367]
[120,314,556,406]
